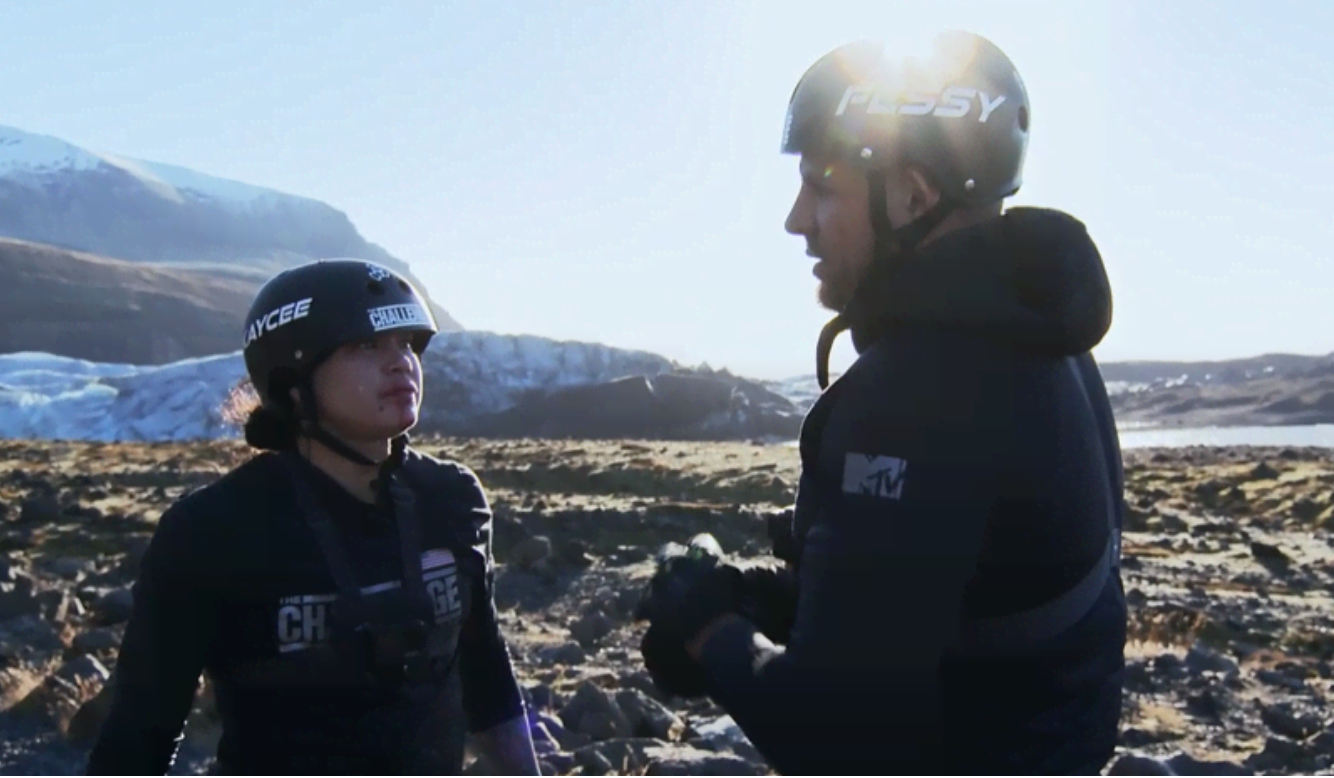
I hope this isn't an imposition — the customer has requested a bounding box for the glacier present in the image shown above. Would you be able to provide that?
[0,331,698,443]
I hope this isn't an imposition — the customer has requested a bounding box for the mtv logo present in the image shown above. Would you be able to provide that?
[842,453,908,500]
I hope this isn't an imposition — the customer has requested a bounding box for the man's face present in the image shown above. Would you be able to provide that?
[784,154,876,312]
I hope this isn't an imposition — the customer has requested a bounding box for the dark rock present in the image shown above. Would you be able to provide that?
[0,614,65,665]
[534,710,591,752]
[610,545,651,565]
[559,681,631,742]
[540,752,576,775]
[0,570,41,621]
[580,711,629,742]
[689,715,761,762]
[1292,498,1323,522]
[35,589,76,623]
[72,627,121,655]
[510,536,552,571]
[0,527,39,552]
[18,494,61,524]
[11,656,110,736]
[570,739,684,775]
[91,588,134,626]
[1185,688,1228,722]
[1184,643,1239,676]
[66,678,115,746]
[570,612,615,649]
[537,641,587,666]
[1250,541,1290,565]
[615,689,685,741]
[1245,735,1318,772]
[642,744,767,776]
[1164,751,1252,775]
[555,538,595,568]
[595,586,642,621]
[1260,701,1323,740]
[1256,668,1308,692]
[56,655,110,687]
[1124,505,1154,532]
[1106,755,1175,775]
[1124,659,1156,693]
[524,682,559,712]
[1118,727,1183,749]
[622,669,671,704]
[1248,461,1281,480]
[1158,513,1190,533]
[572,744,615,774]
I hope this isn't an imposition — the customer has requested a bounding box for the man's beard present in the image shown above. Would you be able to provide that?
[816,267,857,312]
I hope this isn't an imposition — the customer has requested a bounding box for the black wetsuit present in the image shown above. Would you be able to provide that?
[85,448,525,775]
[699,207,1129,774]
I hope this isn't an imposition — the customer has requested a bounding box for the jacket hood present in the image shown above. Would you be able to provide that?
[848,206,1113,357]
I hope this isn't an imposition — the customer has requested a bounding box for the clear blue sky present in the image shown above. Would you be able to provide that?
[2,0,1330,380]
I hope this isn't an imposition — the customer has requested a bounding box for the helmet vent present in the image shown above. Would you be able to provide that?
[1017,105,1030,133]
[397,278,411,293]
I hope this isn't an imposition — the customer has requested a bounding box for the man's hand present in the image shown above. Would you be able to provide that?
[635,534,744,697]
[685,614,748,661]
[639,621,711,698]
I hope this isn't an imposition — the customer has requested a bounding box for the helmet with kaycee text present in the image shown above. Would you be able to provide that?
[242,259,438,405]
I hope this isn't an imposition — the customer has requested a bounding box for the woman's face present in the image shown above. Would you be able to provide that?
[306,330,424,443]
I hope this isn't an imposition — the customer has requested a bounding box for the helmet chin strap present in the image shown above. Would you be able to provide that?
[814,169,956,390]
[294,381,410,491]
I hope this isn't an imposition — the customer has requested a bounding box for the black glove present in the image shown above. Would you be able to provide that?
[637,535,741,643]
[635,534,742,698]
[639,621,711,698]
[736,564,799,644]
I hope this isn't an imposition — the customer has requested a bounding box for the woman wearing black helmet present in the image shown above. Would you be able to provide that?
[86,260,539,775]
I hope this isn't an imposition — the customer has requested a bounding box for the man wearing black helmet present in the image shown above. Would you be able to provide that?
[636,31,1128,774]
[86,260,539,775]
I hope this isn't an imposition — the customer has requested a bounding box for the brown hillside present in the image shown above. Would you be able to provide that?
[0,238,255,364]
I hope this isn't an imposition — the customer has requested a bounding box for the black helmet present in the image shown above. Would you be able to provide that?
[781,30,1030,207]
[785,31,1032,389]
[242,259,438,404]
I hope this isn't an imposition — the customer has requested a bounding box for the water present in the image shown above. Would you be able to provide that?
[780,424,1334,450]
[1116,424,1334,450]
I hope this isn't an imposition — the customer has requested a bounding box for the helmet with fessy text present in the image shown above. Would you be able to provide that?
[781,30,1030,205]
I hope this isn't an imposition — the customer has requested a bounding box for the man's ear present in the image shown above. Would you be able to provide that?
[904,166,942,220]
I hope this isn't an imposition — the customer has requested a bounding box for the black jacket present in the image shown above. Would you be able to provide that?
[85,448,525,775]
[698,207,1128,774]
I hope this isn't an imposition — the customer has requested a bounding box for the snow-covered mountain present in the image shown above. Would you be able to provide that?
[0,124,459,329]
[0,127,277,209]
[0,332,802,442]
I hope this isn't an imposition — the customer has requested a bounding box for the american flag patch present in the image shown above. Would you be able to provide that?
[421,548,456,571]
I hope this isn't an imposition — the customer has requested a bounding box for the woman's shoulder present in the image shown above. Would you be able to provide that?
[399,448,491,512]
[401,448,483,488]
[163,452,292,525]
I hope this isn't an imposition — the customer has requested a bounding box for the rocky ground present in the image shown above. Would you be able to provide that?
[0,438,1333,774]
